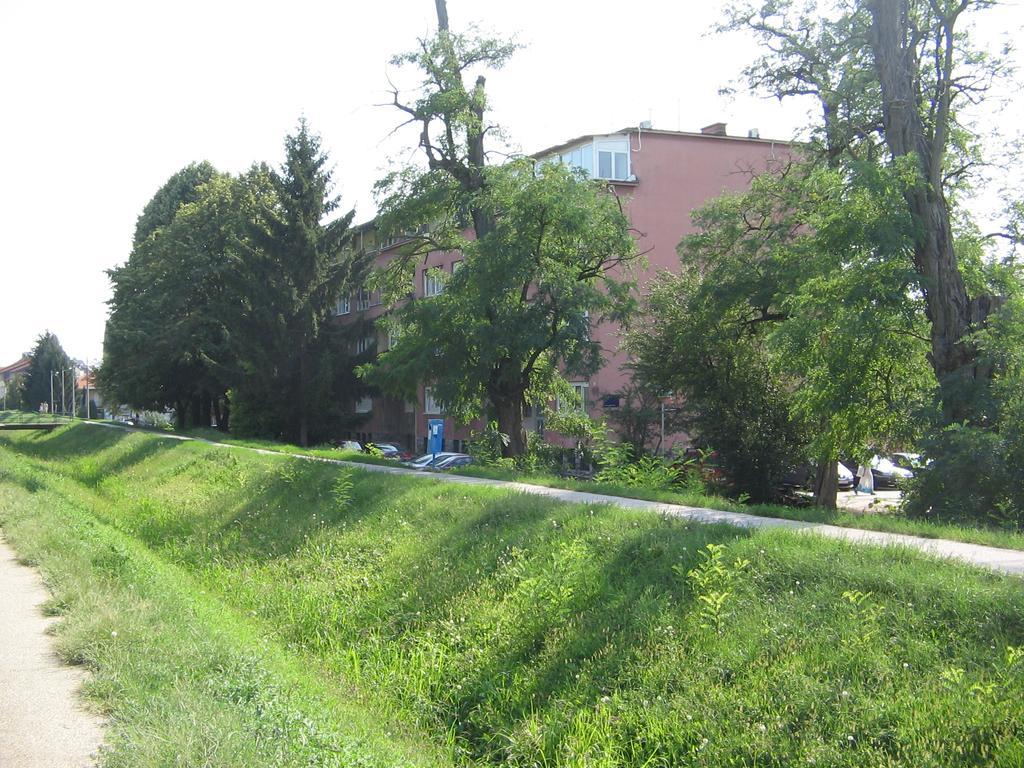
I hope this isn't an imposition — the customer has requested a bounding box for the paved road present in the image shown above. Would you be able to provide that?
[0,540,104,767]
[83,422,1024,577]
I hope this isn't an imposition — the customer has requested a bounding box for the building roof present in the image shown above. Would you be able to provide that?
[531,125,791,159]
[0,356,31,377]
[352,123,793,232]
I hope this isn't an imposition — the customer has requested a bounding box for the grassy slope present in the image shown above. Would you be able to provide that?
[184,425,1024,551]
[0,433,453,767]
[2,424,1023,767]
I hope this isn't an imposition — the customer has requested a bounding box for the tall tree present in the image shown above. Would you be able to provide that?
[369,160,636,456]
[102,163,235,429]
[230,120,358,446]
[631,163,933,505]
[21,332,72,413]
[722,0,1009,423]
[370,2,636,456]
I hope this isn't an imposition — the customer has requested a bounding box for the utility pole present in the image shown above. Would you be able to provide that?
[60,369,65,416]
[71,366,76,419]
[49,370,54,415]
[85,359,91,419]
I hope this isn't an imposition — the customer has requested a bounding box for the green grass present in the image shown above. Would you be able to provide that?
[184,426,398,466]
[0,409,71,423]
[179,423,1024,551]
[453,465,1024,552]
[0,432,454,767]
[1,423,1022,766]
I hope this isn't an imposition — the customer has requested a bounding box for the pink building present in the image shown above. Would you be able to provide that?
[336,123,789,454]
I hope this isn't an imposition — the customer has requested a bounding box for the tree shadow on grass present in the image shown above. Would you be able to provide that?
[135,457,393,562]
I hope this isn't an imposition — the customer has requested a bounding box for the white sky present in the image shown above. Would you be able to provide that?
[1,0,1021,365]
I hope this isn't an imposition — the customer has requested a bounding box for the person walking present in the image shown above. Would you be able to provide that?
[856,459,875,496]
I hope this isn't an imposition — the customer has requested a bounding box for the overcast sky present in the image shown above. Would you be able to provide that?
[1,0,1021,365]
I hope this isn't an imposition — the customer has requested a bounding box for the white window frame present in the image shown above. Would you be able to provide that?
[559,382,589,412]
[423,268,444,297]
[336,295,351,315]
[355,335,375,354]
[356,289,372,311]
[354,396,372,413]
[594,136,630,181]
[423,386,442,414]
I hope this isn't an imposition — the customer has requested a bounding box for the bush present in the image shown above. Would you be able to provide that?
[903,296,1024,530]
[903,424,1022,530]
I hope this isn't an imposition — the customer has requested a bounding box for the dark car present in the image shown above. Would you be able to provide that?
[781,462,855,492]
[869,455,913,489]
[427,453,474,471]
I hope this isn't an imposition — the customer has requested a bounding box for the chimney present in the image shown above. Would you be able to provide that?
[701,122,727,136]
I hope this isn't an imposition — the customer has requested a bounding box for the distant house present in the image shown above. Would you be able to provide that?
[0,356,31,385]
[335,122,791,454]
[76,371,103,418]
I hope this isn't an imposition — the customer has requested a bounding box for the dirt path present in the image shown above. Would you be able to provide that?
[0,539,104,768]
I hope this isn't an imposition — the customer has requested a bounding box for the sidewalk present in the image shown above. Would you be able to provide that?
[0,540,104,768]
[85,421,1024,578]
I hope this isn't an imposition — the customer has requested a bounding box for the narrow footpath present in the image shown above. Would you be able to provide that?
[84,421,1024,578]
[0,540,104,768]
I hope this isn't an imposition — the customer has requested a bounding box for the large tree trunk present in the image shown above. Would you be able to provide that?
[867,0,991,423]
[494,395,527,458]
[812,455,839,509]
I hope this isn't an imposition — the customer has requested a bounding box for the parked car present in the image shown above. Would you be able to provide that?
[870,454,914,489]
[336,440,362,452]
[781,462,855,492]
[890,451,925,471]
[403,452,460,469]
[427,453,474,471]
[366,442,411,460]
[836,461,855,490]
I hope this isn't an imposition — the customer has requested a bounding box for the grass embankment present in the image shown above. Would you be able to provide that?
[2,424,1022,767]
[0,433,454,767]
[185,423,1024,551]
[0,409,71,423]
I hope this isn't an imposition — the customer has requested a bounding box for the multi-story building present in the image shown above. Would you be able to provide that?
[336,122,789,454]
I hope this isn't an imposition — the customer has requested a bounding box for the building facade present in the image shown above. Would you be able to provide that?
[336,123,789,454]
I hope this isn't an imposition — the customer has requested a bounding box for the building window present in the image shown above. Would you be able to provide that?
[602,394,621,409]
[424,387,442,414]
[388,330,400,349]
[355,335,375,354]
[559,144,594,177]
[595,138,630,180]
[451,260,463,273]
[559,382,589,412]
[356,289,372,311]
[423,268,444,297]
[355,396,372,413]
[336,295,351,315]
